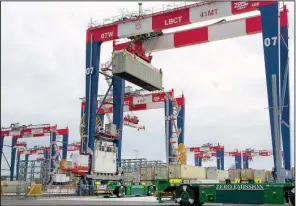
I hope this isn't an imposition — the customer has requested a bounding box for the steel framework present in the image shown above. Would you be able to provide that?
[81,1,291,178]
[0,124,69,181]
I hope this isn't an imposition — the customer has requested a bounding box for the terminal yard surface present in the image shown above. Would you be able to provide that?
[1,197,292,206]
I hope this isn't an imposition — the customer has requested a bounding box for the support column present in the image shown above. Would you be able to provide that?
[235,155,242,169]
[113,76,125,169]
[279,8,290,170]
[44,150,49,160]
[0,137,3,166]
[168,100,173,164]
[177,98,185,146]
[80,102,85,154]
[62,129,69,160]
[216,150,221,170]
[50,132,57,173]
[221,147,225,170]
[84,40,102,174]
[259,2,280,172]
[195,157,202,166]
[242,156,249,169]
[84,41,102,157]
[24,154,29,181]
[10,137,18,180]
[164,98,171,165]
[16,153,21,180]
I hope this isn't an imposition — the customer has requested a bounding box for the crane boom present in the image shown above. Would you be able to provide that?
[86,1,275,42]
[114,10,287,53]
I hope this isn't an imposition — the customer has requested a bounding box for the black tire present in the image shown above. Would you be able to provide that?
[175,185,196,206]
[116,186,125,198]
[290,191,295,206]
[147,186,155,196]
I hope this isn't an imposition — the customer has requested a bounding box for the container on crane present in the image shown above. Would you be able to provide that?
[112,49,163,91]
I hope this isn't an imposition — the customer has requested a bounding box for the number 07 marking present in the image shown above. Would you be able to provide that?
[86,67,94,75]
[264,37,277,47]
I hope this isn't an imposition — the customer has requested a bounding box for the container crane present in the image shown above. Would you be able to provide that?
[0,123,69,181]
[80,1,290,200]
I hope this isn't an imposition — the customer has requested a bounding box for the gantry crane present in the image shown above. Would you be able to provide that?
[77,1,290,197]
[0,123,69,181]
[191,145,283,170]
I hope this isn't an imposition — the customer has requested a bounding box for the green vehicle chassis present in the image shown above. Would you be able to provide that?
[94,182,155,197]
[155,179,295,206]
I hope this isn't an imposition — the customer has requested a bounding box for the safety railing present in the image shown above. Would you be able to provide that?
[88,1,213,29]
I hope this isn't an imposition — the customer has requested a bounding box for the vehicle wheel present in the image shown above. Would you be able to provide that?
[290,189,295,206]
[147,186,155,196]
[116,186,125,198]
[175,185,196,206]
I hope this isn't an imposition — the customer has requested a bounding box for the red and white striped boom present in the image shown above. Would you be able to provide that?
[1,124,69,138]
[114,10,287,53]
[17,143,80,155]
[86,1,276,43]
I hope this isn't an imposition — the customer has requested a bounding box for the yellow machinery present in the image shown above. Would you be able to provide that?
[27,184,43,196]
[177,143,187,165]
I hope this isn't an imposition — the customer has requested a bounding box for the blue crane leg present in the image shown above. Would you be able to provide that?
[16,153,21,180]
[10,137,18,180]
[168,100,173,164]
[195,157,202,166]
[235,156,242,169]
[0,137,4,167]
[243,156,249,169]
[24,154,29,180]
[62,134,69,160]
[216,150,221,170]
[220,150,225,170]
[50,132,57,172]
[44,150,49,160]
[112,76,125,169]
[177,105,185,145]
[84,41,102,173]
[259,2,280,172]
[279,23,290,170]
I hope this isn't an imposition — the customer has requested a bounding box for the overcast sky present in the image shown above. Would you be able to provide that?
[1,2,295,175]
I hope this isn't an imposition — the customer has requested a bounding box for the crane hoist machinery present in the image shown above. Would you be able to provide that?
[80,0,293,203]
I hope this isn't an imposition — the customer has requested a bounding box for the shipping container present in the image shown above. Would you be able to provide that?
[240,168,254,181]
[254,169,266,182]
[124,172,136,182]
[206,167,218,180]
[72,154,89,172]
[140,167,153,181]
[168,165,206,180]
[217,170,229,181]
[228,169,240,181]
[112,50,163,91]
[153,166,168,180]
[265,171,273,182]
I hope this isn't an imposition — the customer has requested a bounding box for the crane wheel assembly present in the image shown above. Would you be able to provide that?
[116,185,125,198]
